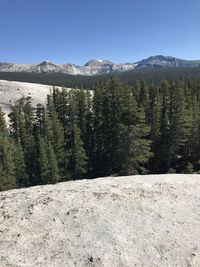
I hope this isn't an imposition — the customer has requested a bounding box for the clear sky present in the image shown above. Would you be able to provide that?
[1,0,200,65]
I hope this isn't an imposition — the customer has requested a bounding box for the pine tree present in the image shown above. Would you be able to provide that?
[0,108,17,191]
[148,85,161,172]
[46,94,68,181]
[9,97,38,184]
[119,89,152,175]
[0,137,17,191]
[158,81,171,172]
[35,104,46,136]
[14,142,29,188]
[0,108,7,134]
[76,89,87,139]
[84,90,94,176]
[137,79,150,123]
[190,93,200,171]
[92,82,105,177]
[168,81,193,172]
[37,136,50,184]
[93,78,123,176]
[71,124,88,179]
[65,91,88,179]
[47,143,61,183]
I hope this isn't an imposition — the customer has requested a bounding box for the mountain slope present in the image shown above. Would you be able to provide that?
[0,174,200,266]
[0,59,136,76]
[1,65,200,89]
[135,55,200,69]
[1,55,200,76]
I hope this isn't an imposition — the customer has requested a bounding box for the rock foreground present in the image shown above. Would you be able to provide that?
[0,174,200,267]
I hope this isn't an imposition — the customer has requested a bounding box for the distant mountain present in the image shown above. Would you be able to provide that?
[0,55,200,76]
[84,59,113,66]
[135,55,200,69]
[2,66,200,90]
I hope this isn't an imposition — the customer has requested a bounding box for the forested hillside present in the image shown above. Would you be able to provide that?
[0,77,200,191]
[1,66,200,88]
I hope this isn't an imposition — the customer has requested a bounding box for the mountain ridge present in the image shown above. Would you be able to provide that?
[1,55,200,76]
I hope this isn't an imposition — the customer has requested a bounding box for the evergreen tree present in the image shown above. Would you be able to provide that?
[92,82,105,177]
[71,124,88,179]
[65,91,88,179]
[93,78,123,176]
[47,143,61,183]
[46,94,68,181]
[168,81,193,171]
[14,142,29,188]
[37,136,50,184]
[158,81,171,172]
[148,85,161,172]
[0,108,17,191]
[119,89,152,175]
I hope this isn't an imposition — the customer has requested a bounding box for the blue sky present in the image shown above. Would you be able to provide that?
[1,0,200,65]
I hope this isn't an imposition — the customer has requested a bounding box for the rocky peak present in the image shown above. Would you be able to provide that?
[84,59,113,67]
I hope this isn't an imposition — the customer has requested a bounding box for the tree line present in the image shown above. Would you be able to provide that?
[2,66,200,88]
[0,77,200,191]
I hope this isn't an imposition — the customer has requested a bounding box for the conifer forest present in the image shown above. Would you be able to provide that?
[0,77,200,191]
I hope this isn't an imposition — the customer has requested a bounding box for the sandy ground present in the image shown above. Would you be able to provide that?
[0,174,200,267]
